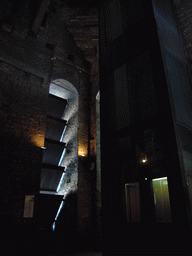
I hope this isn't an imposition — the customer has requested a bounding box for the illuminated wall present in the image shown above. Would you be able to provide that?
[49,79,79,196]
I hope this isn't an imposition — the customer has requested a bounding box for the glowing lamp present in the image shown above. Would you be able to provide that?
[141,152,147,163]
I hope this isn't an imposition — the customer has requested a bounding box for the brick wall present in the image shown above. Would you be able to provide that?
[0,61,47,220]
[0,6,93,242]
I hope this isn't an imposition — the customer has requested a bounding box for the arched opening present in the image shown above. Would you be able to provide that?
[39,79,79,231]
[49,79,79,197]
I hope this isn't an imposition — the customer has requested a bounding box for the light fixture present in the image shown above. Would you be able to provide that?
[55,201,64,221]
[141,152,147,163]
[52,222,56,231]
[60,125,67,142]
[58,148,66,166]
[56,172,65,193]
[152,177,167,181]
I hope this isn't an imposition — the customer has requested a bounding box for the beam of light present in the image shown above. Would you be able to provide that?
[58,148,66,166]
[57,173,77,196]
[60,125,67,142]
[55,201,64,221]
[52,222,56,231]
[56,172,65,193]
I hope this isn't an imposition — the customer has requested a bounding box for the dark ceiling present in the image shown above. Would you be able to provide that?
[0,0,99,62]
[62,6,98,62]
